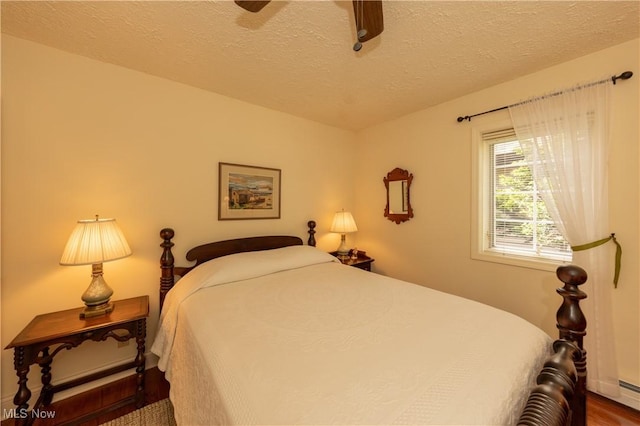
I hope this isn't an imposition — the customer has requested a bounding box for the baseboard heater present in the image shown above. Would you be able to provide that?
[620,380,640,394]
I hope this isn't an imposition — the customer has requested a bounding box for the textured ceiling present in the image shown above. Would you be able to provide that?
[2,1,639,130]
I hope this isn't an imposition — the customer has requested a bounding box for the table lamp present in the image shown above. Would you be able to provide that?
[60,215,132,318]
[330,210,358,260]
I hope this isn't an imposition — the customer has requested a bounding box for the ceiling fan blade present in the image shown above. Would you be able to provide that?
[352,0,384,42]
[235,1,271,13]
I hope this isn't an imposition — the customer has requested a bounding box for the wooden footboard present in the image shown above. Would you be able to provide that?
[518,265,588,426]
[159,223,588,425]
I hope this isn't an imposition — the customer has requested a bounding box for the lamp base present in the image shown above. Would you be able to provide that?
[336,234,351,260]
[79,263,115,318]
[80,301,114,319]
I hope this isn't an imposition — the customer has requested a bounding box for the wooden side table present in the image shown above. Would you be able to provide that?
[5,296,149,425]
[330,250,375,271]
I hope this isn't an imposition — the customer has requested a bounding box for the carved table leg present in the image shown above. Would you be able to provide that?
[13,347,32,426]
[39,347,54,406]
[134,318,147,408]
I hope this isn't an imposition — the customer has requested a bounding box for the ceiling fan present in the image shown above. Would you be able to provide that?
[234,0,384,51]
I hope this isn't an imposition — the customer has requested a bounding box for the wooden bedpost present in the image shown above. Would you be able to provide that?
[556,265,588,426]
[307,220,316,247]
[159,228,176,310]
[519,339,581,426]
[518,265,588,426]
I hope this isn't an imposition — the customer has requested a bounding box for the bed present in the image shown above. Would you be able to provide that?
[152,221,588,426]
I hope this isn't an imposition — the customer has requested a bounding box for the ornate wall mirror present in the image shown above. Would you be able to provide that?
[384,168,414,224]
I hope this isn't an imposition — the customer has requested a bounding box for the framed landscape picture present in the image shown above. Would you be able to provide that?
[218,162,281,220]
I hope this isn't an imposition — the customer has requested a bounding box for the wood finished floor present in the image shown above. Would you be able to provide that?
[1,367,638,425]
[0,368,169,426]
[587,392,640,426]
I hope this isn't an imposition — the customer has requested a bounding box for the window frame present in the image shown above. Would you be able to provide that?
[471,121,572,272]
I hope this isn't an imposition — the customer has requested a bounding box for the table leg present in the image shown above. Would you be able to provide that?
[13,347,32,426]
[39,347,54,406]
[134,318,146,408]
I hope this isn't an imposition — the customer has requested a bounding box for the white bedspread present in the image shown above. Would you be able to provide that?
[152,246,551,425]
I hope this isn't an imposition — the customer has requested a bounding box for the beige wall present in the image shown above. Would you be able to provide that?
[2,34,638,410]
[0,36,356,406]
[354,38,640,396]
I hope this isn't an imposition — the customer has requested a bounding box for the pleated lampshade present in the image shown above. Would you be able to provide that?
[330,210,358,234]
[60,217,131,266]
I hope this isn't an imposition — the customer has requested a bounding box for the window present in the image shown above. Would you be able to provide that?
[472,123,572,270]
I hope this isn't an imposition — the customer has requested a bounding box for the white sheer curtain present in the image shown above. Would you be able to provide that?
[508,79,620,397]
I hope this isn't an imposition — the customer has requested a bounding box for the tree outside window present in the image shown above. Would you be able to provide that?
[489,139,571,260]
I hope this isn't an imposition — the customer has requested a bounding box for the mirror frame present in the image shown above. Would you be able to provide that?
[384,167,414,224]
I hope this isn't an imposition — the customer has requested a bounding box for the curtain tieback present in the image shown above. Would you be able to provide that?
[571,233,622,288]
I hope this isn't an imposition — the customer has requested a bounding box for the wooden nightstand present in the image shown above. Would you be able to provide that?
[330,250,375,271]
[5,296,149,426]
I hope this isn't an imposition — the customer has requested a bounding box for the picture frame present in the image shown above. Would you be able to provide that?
[218,162,281,220]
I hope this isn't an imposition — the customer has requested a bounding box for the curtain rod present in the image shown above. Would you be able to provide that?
[456,70,634,123]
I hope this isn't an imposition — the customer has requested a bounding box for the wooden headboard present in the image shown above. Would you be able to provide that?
[159,220,317,309]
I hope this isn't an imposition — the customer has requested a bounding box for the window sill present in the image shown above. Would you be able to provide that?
[471,250,571,272]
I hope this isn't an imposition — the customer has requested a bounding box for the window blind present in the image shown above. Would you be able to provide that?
[482,128,571,261]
